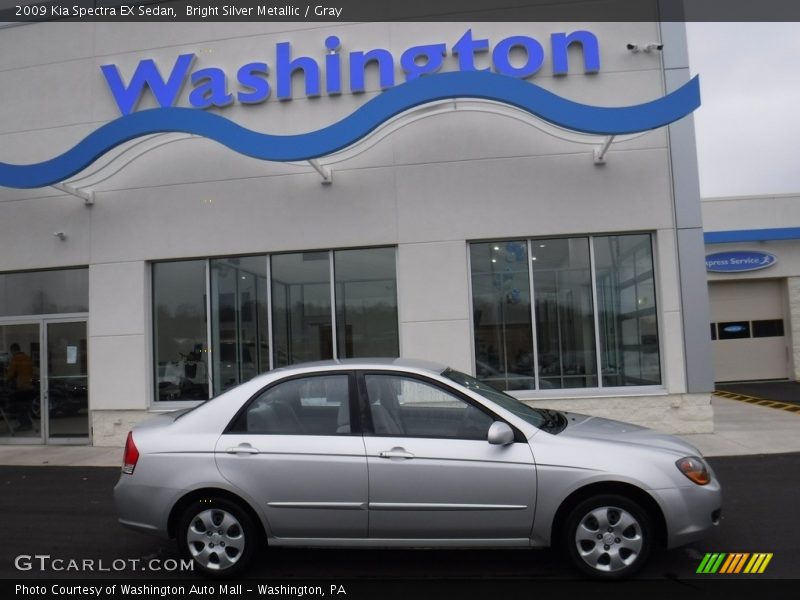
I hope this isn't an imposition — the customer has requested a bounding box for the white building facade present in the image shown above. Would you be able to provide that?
[0,20,714,446]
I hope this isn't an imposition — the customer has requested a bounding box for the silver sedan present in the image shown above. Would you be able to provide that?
[114,358,721,578]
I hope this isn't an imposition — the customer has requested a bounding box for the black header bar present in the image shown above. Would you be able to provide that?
[2,0,800,23]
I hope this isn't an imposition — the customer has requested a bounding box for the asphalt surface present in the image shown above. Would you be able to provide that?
[2,453,798,583]
[716,381,800,405]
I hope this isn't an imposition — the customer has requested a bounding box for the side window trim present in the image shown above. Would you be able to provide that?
[356,370,525,442]
[223,371,360,435]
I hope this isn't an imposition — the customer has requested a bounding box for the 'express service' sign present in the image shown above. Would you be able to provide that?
[706,251,777,273]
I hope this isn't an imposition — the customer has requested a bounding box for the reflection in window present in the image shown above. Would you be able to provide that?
[334,248,398,358]
[153,261,209,401]
[271,252,333,367]
[469,242,535,391]
[153,248,399,400]
[595,235,661,386]
[0,268,88,317]
[241,375,350,435]
[211,256,269,395]
[364,374,493,440]
[533,238,598,389]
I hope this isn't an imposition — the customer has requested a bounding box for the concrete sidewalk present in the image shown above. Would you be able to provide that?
[0,394,799,466]
[680,393,800,456]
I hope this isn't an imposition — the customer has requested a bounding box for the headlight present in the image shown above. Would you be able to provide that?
[675,456,711,485]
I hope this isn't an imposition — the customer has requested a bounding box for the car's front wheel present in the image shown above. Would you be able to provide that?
[563,494,652,579]
[178,497,257,577]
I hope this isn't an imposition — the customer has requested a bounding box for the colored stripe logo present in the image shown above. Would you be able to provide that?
[0,71,701,189]
[697,552,773,574]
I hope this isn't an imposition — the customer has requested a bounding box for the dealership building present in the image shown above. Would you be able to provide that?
[704,193,800,384]
[0,19,717,446]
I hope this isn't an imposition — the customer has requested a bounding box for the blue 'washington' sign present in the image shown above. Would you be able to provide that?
[706,251,777,273]
[0,29,702,189]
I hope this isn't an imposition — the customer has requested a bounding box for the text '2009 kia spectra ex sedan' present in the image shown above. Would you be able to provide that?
[114,358,721,578]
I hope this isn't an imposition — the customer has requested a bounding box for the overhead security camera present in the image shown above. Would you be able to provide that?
[627,43,664,53]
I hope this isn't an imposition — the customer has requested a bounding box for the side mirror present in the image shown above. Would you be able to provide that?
[487,421,514,445]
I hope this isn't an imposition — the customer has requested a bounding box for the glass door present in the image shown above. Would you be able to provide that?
[45,321,89,443]
[0,323,42,442]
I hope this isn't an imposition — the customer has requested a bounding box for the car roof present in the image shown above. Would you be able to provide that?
[268,357,448,376]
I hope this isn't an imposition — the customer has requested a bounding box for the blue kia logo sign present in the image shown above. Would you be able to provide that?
[706,251,777,273]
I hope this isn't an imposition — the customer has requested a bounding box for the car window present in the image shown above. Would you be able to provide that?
[364,374,494,441]
[243,374,350,435]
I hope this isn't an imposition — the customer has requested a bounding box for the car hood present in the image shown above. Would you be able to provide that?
[557,412,701,456]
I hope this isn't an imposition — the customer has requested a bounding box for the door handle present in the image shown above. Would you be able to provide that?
[379,448,415,459]
[226,444,260,455]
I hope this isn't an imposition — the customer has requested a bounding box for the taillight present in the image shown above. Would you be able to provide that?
[122,431,139,475]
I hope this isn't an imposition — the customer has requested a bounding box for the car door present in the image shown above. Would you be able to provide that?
[360,371,537,541]
[215,372,368,539]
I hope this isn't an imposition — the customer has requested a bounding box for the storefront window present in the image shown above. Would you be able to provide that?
[595,235,661,386]
[0,268,88,317]
[153,248,399,401]
[211,256,269,395]
[153,260,209,401]
[532,238,598,389]
[470,242,535,390]
[469,235,661,392]
[334,247,399,358]
[271,252,334,368]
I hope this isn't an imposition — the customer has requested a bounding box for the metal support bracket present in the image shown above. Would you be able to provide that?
[51,182,95,206]
[308,159,333,185]
[593,135,616,165]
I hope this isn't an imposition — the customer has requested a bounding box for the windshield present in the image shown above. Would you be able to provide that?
[442,368,566,433]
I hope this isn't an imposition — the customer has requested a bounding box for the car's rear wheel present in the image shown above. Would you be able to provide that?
[178,497,257,577]
[563,494,652,579]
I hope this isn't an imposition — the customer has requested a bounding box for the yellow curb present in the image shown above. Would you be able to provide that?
[713,390,800,414]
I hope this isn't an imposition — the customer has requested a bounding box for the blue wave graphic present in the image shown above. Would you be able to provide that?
[0,71,700,189]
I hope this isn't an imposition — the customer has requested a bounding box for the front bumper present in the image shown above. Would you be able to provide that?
[654,478,722,548]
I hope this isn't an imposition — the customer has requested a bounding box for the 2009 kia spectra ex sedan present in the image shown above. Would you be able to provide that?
[114,358,721,579]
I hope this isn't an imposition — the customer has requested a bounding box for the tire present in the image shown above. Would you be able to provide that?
[563,494,652,579]
[178,497,258,578]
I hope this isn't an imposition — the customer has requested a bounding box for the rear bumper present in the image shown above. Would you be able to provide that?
[114,476,174,539]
